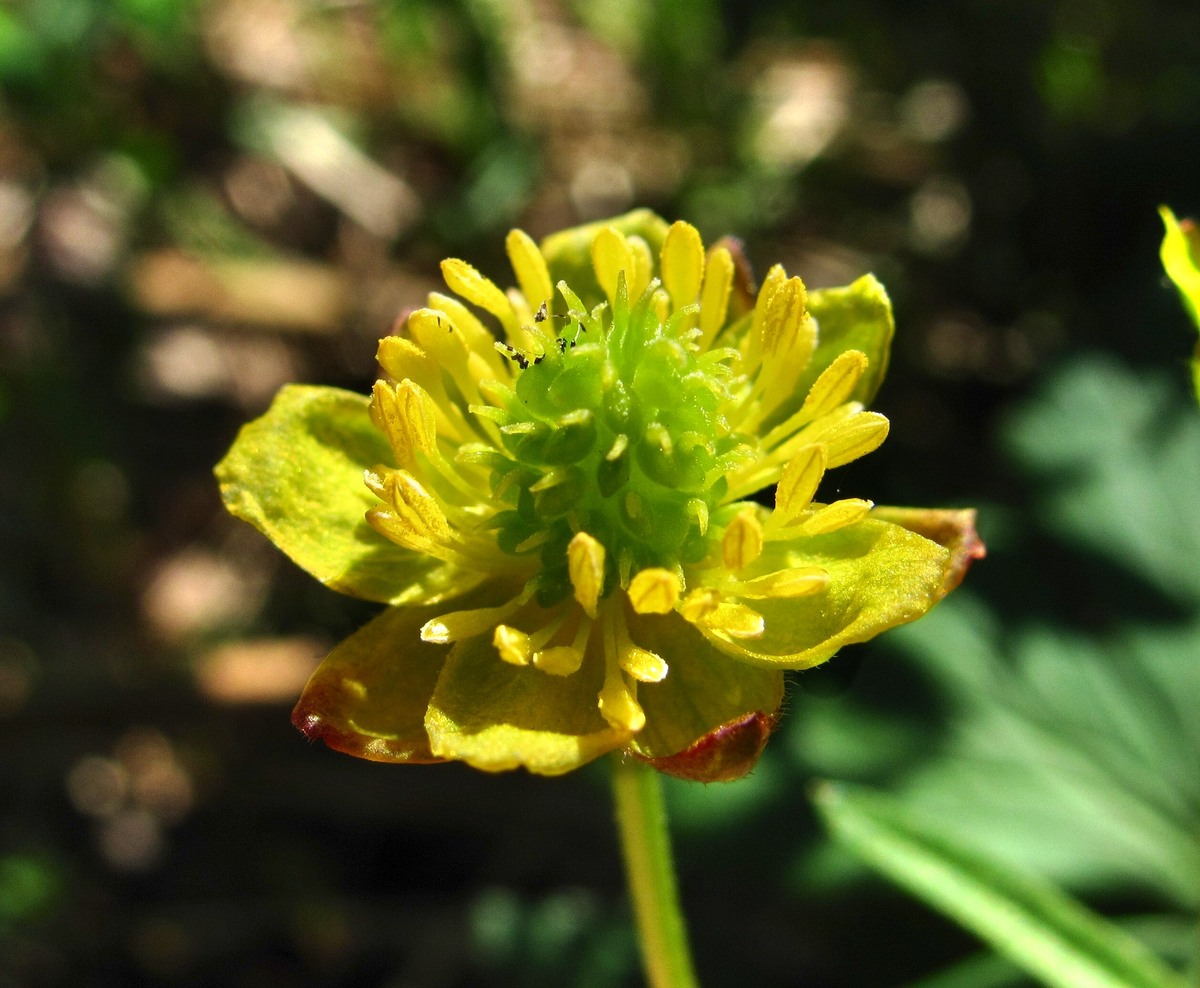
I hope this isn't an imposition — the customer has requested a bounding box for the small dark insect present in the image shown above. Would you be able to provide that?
[497,342,544,369]
[535,301,548,323]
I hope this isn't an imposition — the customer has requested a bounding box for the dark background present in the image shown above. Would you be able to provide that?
[3,1,1199,985]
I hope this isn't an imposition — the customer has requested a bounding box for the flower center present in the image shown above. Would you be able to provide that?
[479,277,752,607]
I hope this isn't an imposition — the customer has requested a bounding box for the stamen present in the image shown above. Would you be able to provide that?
[532,615,591,676]
[592,225,635,308]
[597,608,646,732]
[800,498,874,535]
[426,292,505,364]
[698,601,766,639]
[614,605,668,683]
[721,508,764,571]
[771,443,827,526]
[627,567,682,614]
[493,624,532,665]
[727,566,829,598]
[441,258,520,338]
[568,531,606,618]
[698,244,734,348]
[506,228,554,313]
[661,220,705,312]
[821,412,890,468]
[421,588,533,643]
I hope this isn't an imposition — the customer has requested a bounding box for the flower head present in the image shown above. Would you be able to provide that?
[216,210,982,780]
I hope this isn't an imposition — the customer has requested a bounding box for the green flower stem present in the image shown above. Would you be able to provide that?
[611,755,700,988]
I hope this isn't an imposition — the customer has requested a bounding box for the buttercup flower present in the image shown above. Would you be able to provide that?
[216,210,982,780]
[1160,205,1200,400]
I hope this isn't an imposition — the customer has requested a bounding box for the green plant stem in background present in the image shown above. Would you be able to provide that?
[611,756,700,988]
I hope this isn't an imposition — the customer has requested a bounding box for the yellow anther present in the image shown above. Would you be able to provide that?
[801,498,874,535]
[627,568,682,614]
[731,566,830,599]
[387,470,450,540]
[376,335,432,384]
[426,292,512,367]
[394,379,438,455]
[619,644,668,683]
[592,226,635,306]
[761,277,811,361]
[421,594,529,644]
[698,245,733,347]
[626,235,653,300]
[721,508,764,571]
[533,645,585,676]
[775,444,828,522]
[823,412,890,467]
[368,382,413,467]
[660,220,705,311]
[598,675,645,732]
[679,588,720,623]
[800,349,869,421]
[440,258,518,336]
[750,264,787,339]
[403,309,468,367]
[493,624,532,665]
[506,228,554,312]
[568,531,606,618]
[693,601,765,639]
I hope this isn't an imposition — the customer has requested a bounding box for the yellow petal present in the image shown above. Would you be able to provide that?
[292,604,448,764]
[426,634,632,774]
[568,531,606,618]
[660,220,705,311]
[624,608,784,778]
[698,518,952,669]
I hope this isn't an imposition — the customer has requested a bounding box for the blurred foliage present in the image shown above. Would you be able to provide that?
[2,0,1200,984]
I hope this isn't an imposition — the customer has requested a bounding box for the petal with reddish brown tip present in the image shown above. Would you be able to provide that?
[292,604,448,764]
[869,506,986,597]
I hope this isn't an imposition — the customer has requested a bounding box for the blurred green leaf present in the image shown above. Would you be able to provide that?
[814,783,1189,988]
[887,595,1200,909]
[1004,356,1200,604]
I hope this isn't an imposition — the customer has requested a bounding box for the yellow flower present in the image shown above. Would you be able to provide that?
[216,210,982,779]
